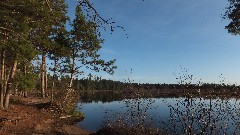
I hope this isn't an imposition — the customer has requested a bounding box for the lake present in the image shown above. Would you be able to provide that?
[77,96,240,134]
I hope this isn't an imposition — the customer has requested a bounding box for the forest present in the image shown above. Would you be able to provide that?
[2,0,240,135]
[1,0,239,109]
[0,0,118,110]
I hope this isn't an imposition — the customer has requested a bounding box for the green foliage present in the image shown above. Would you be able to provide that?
[70,111,85,118]
[0,0,118,110]
[73,78,125,91]
[224,0,240,34]
[15,73,37,92]
[14,63,38,92]
[54,87,81,114]
[59,3,116,80]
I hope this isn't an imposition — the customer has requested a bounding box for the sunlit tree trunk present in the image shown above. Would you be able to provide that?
[51,58,58,101]
[45,71,48,97]
[69,47,76,88]
[0,50,5,109]
[14,84,17,95]
[4,59,17,109]
[41,52,47,98]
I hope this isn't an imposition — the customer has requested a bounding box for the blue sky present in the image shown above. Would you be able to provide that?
[66,0,240,84]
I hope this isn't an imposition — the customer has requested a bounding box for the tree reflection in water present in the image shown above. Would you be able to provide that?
[162,95,240,134]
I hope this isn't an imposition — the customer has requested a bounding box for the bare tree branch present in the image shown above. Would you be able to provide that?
[78,0,127,36]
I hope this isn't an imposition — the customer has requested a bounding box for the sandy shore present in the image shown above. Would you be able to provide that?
[0,96,91,135]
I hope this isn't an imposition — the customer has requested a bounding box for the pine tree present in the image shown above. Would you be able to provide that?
[64,4,117,88]
[0,0,118,109]
[224,0,240,34]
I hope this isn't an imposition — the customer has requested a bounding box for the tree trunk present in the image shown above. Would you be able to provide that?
[23,64,27,98]
[0,50,5,109]
[24,91,27,98]
[41,52,46,98]
[51,59,58,102]
[0,86,3,110]
[51,78,54,101]
[4,60,17,109]
[69,47,76,88]
[68,64,75,88]
[45,71,47,97]
[14,84,18,95]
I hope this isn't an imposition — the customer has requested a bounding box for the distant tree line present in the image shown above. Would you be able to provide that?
[137,83,240,91]
[52,77,240,92]
[72,78,125,91]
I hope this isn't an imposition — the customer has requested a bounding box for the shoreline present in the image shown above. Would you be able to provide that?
[0,96,91,135]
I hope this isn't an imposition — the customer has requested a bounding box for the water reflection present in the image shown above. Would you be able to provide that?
[81,91,123,103]
[77,101,126,131]
[77,96,240,134]
[161,97,240,134]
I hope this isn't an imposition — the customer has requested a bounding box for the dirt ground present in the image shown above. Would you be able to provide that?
[0,96,90,135]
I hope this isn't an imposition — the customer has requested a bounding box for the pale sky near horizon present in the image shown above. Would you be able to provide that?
[66,0,240,84]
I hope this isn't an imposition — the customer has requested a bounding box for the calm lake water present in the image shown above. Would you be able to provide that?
[77,97,240,134]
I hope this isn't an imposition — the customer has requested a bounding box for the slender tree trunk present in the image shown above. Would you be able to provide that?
[51,59,58,102]
[14,84,18,95]
[24,91,27,98]
[23,64,27,98]
[63,47,76,106]
[41,52,46,98]
[69,47,76,88]
[4,60,17,109]
[51,77,54,102]
[45,71,47,97]
[69,71,74,88]
[69,63,75,88]
[4,66,8,92]
[0,50,5,109]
